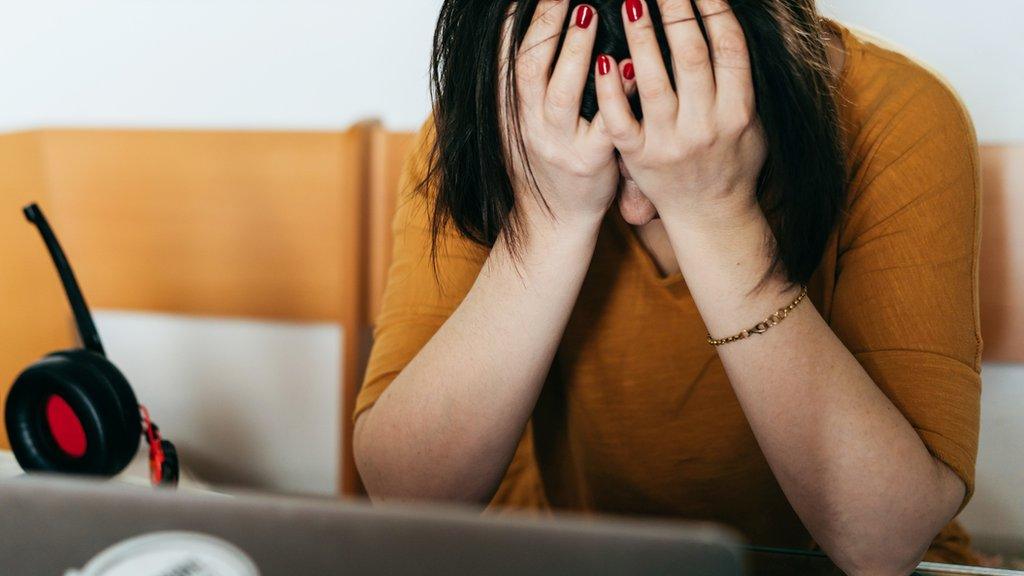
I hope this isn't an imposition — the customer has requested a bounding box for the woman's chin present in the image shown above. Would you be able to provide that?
[618,194,659,226]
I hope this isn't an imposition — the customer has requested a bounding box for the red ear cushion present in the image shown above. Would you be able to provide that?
[45,394,88,458]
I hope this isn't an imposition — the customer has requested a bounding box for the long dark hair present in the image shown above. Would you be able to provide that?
[421,0,846,285]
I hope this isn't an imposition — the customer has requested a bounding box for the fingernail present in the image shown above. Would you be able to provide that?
[576,5,594,29]
[598,54,611,76]
[625,0,643,23]
[623,62,635,80]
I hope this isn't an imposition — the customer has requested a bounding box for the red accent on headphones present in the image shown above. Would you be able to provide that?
[140,405,165,486]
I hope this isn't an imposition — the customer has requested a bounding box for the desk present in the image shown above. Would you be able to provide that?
[750,546,1024,575]
[0,449,210,492]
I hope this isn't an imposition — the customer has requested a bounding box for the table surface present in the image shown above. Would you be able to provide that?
[0,449,209,491]
[749,546,1024,575]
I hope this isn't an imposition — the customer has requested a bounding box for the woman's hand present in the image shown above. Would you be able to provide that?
[499,2,621,230]
[595,0,767,229]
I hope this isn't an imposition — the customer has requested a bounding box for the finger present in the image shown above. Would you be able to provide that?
[517,0,572,107]
[547,5,599,125]
[656,0,715,115]
[699,0,755,116]
[619,59,638,97]
[621,0,677,122]
[593,54,643,152]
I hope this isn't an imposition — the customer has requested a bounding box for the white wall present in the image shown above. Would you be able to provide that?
[1,1,1021,140]
[820,0,1024,143]
[1,0,1021,550]
[96,312,341,496]
[0,0,442,132]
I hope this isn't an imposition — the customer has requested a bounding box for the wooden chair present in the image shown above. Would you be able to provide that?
[978,145,1024,363]
[1,124,1019,497]
[0,123,392,495]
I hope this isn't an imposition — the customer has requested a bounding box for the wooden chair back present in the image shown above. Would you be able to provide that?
[0,124,382,494]
[1,126,1019,497]
[979,145,1024,363]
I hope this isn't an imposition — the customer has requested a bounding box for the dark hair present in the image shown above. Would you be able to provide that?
[422,0,846,285]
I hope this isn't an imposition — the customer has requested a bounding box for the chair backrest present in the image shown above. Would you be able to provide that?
[978,145,1024,363]
[0,133,76,430]
[0,124,385,495]
[1,128,1019,497]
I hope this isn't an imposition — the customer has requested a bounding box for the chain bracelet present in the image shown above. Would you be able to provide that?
[706,286,809,347]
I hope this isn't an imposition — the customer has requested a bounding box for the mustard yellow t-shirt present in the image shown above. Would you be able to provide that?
[355,23,982,563]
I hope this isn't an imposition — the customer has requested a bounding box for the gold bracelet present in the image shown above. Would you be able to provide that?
[706,286,808,347]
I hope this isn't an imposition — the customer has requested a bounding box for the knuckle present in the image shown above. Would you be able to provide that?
[729,108,756,132]
[601,123,633,143]
[712,32,749,66]
[650,145,681,165]
[532,2,561,30]
[717,98,757,134]
[690,128,718,150]
[695,0,731,14]
[659,0,695,22]
[640,81,673,102]
[546,85,576,110]
[564,157,593,178]
[529,139,561,164]
[516,52,544,83]
[561,34,586,60]
[677,40,711,69]
[719,118,745,138]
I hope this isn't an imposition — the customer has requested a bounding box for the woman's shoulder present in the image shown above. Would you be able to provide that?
[834,21,977,156]
[831,21,980,210]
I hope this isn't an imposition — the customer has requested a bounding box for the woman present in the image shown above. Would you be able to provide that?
[354,0,982,573]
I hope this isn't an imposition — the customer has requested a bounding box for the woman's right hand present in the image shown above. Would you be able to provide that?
[499,2,623,230]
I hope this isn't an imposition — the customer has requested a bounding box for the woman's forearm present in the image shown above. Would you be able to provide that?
[662,207,964,576]
[354,212,602,505]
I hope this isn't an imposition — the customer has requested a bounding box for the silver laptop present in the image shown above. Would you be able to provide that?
[0,476,744,575]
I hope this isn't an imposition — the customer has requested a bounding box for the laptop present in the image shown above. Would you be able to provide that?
[0,476,744,575]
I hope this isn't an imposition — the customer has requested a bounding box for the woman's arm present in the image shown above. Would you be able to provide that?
[355,214,600,503]
[665,212,965,576]
[355,1,622,504]
[598,1,971,573]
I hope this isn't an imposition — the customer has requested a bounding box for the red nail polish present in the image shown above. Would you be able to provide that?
[625,0,643,23]
[576,5,594,29]
[623,62,635,80]
[598,54,611,76]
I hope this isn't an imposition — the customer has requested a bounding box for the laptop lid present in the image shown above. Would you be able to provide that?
[0,477,744,576]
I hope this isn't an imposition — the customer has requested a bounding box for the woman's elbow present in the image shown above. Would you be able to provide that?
[353,408,489,505]
[831,540,928,576]
[352,411,387,501]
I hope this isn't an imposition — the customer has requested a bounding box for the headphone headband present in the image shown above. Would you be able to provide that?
[23,203,106,357]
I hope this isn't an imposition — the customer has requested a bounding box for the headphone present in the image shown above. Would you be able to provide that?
[4,204,178,487]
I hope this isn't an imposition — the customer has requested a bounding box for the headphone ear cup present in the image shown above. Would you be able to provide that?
[5,351,141,477]
[66,350,143,472]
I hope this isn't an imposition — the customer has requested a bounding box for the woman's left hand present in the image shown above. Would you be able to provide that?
[596,0,768,228]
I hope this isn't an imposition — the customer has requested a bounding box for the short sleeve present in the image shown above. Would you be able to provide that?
[830,70,983,505]
[353,119,489,422]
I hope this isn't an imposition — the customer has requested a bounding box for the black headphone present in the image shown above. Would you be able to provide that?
[5,204,178,487]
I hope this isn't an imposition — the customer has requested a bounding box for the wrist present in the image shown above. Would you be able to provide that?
[518,204,605,247]
[657,188,762,238]
[660,197,780,290]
